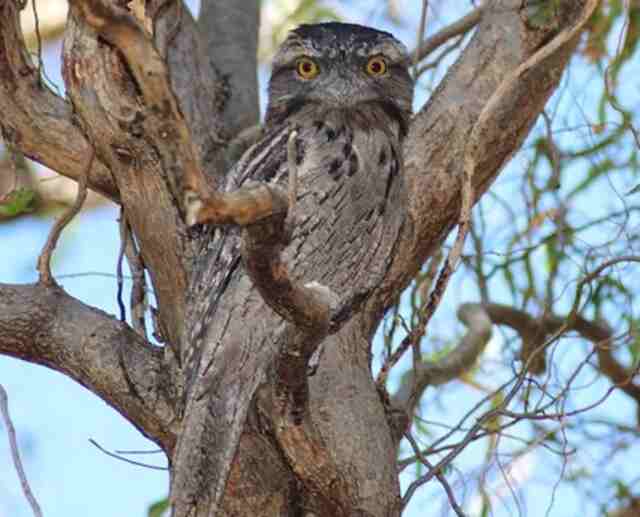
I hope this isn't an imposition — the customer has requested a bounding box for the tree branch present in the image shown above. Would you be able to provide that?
[36,146,91,285]
[0,0,117,199]
[198,0,260,136]
[150,0,230,187]
[256,368,356,516]
[410,5,482,64]
[480,302,640,405]
[384,0,601,307]
[68,0,201,198]
[0,283,179,451]
[119,212,148,339]
[392,303,493,418]
[62,0,229,348]
[0,385,43,517]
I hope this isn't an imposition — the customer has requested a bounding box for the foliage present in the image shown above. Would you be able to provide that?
[147,497,170,517]
[0,188,36,217]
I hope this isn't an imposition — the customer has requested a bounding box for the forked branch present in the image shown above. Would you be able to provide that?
[392,303,493,418]
[0,283,178,451]
[0,0,116,198]
[479,301,640,406]
[37,148,92,285]
[68,0,203,198]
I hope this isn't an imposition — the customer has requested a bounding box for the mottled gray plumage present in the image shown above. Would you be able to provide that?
[173,23,414,514]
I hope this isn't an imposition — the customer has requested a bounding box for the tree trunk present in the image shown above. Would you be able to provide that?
[0,0,598,515]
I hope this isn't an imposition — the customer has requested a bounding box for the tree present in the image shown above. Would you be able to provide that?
[5,0,639,516]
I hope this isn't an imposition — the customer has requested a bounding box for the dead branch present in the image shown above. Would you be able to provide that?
[392,303,493,417]
[0,385,43,517]
[410,5,482,63]
[185,182,289,227]
[0,0,117,199]
[121,215,148,339]
[480,302,640,406]
[36,147,92,285]
[0,283,178,451]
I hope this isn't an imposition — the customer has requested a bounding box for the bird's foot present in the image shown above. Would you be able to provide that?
[184,189,203,227]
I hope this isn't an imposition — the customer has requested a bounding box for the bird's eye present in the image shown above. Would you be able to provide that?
[366,56,387,77]
[296,57,320,80]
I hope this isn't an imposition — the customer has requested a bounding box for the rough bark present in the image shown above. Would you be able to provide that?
[0,283,178,450]
[197,0,260,136]
[0,0,117,200]
[0,1,599,516]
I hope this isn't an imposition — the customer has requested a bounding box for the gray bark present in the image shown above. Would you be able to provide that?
[198,0,260,136]
[0,0,597,515]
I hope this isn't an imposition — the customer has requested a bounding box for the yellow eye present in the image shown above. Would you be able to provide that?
[296,57,320,79]
[366,56,387,76]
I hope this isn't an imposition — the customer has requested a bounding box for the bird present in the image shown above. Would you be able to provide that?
[172,22,414,514]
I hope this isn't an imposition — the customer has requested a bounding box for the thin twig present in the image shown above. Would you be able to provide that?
[37,146,94,285]
[414,35,465,79]
[0,385,43,517]
[604,0,640,149]
[393,303,492,415]
[89,439,168,471]
[114,210,149,335]
[404,430,467,516]
[399,312,604,506]
[121,215,148,338]
[412,0,429,78]
[31,0,44,85]
[376,139,473,390]
[410,6,482,63]
[56,271,132,280]
[114,448,163,455]
[116,209,127,322]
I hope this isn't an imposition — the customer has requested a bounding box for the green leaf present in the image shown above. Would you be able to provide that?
[0,188,36,217]
[613,479,631,500]
[148,497,170,517]
[628,318,640,367]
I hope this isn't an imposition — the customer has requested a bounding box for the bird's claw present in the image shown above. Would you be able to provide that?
[184,189,203,227]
